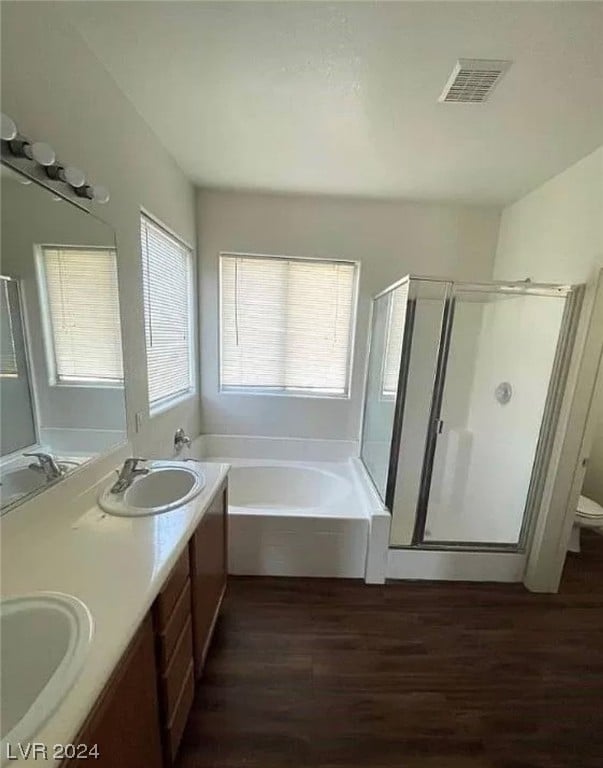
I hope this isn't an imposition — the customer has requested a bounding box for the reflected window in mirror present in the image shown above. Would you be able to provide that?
[1,279,19,379]
[1,161,127,512]
[37,246,123,386]
[1,277,37,457]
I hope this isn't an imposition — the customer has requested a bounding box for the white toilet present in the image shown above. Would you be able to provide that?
[568,495,603,553]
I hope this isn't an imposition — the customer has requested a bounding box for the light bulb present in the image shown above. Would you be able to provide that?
[24,141,56,166]
[90,185,110,204]
[63,166,86,188]
[1,113,17,141]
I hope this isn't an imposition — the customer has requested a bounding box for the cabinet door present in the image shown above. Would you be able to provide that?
[63,614,163,768]
[189,481,227,678]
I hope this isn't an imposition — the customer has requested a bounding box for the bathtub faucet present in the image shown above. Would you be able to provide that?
[174,428,191,454]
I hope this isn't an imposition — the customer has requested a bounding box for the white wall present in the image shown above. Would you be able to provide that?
[494,146,603,505]
[197,189,500,441]
[1,1,200,461]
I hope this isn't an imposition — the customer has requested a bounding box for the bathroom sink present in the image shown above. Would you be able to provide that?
[0,593,93,752]
[0,466,47,505]
[98,460,205,517]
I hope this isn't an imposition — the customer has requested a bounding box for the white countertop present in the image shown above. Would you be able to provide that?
[0,460,229,766]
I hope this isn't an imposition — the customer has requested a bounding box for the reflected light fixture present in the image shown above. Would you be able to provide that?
[0,111,110,203]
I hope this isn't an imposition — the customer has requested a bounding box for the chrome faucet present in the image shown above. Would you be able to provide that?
[24,452,65,481]
[110,458,149,494]
[174,428,191,453]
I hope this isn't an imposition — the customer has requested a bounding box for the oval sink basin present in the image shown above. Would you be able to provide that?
[98,460,205,517]
[0,593,93,753]
[0,466,47,506]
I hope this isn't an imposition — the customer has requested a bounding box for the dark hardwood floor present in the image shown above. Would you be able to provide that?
[178,531,603,768]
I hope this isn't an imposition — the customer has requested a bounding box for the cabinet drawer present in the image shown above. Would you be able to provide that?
[161,617,193,719]
[157,578,191,669]
[156,548,190,628]
[166,662,194,763]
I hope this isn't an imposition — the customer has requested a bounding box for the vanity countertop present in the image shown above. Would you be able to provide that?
[0,459,229,766]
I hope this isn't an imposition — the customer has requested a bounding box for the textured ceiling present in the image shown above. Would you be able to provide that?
[65,1,603,204]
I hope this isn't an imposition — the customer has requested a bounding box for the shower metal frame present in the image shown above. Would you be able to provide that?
[360,275,584,554]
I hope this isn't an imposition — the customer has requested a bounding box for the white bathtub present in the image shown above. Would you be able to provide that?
[227,461,362,517]
[210,459,369,578]
[186,436,388,580]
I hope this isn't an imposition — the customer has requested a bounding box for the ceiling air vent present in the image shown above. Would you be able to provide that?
[439,59,511,103]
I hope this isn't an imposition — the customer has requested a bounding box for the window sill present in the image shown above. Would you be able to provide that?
[50,380,124,390]
[149,389,197,417]
[219,387,350,401]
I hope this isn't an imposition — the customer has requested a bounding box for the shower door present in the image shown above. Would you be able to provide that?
[413,284,578,550]
[368,276,585,552]
[360,279,410,500]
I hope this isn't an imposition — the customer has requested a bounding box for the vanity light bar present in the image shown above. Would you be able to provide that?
[0,112,110,204]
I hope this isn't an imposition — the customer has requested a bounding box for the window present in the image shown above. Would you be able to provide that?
[39,247,123,385]
[141,213,194,413]
[219,253,358,396]
[0,279,18,379]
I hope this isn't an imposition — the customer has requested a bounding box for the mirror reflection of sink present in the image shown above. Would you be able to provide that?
[98,460,205,517]
[0,593,93,754]
[0,461,80,507]
[0,466,46,505]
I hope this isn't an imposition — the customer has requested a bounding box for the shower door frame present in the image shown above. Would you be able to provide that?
[361,275,584,554]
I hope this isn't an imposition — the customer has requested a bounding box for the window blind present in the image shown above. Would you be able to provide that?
[220,254,357,396]
[41,247,123,384]
[381,283,409,397]
[0,280,18,378]
[141,214,193,410]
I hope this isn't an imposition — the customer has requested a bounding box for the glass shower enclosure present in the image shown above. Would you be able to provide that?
[360,276,583,552]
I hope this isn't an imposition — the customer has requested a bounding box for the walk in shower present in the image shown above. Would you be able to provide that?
[360,276,583,553]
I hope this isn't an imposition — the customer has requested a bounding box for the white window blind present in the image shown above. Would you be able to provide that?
[141,214,194,411]
[220,254,358,396]
[41,247,123,384]
[381,283,409,397]
[0,279,18,378]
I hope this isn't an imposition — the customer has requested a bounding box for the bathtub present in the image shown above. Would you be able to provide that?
[214,459,369,578]
[227,461,364,517]
[188,437,388,581]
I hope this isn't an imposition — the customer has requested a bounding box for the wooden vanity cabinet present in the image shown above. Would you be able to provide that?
[189,479,228,678]
[61,480,228,768]
[63,614,163,768]
[153,478,228,763]
[152,547,195,766]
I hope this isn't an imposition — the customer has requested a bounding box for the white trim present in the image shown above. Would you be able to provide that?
[139,205,194,252]
[387,548,526,582]
[219,385,350,400]
[525,268,603,592]
[149,387,196,418]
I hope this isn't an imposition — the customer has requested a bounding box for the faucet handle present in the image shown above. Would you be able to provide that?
[124,457,146,470]
[174,428,191,452]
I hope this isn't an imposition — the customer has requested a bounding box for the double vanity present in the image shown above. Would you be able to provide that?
[0,145,231,766]
[0,457,229,767]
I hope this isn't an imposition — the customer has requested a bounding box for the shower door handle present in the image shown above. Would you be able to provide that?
[435,419,444,435]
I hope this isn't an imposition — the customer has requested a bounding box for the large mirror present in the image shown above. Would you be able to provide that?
[0,163,127,511]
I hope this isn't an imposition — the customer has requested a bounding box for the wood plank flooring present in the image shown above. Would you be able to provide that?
[177,531,603,768]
